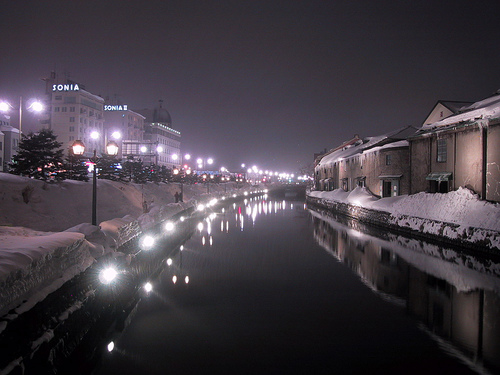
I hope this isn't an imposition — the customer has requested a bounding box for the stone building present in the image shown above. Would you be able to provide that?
[315,126,417,197]
[409,91,500,201]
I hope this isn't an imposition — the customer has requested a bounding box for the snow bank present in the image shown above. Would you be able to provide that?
[0,173,255,318]
[308,186,500,250]
[0,231,94,316]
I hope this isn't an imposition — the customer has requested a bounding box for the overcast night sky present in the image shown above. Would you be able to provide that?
[2,0,500,173]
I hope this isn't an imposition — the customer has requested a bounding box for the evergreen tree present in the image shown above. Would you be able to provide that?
[97,155,121,181]
[63,154,89,181]
[146,164,161,183]
[9,129,64,181]
[122,159,147,183]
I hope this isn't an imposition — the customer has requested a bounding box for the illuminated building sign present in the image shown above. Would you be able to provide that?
[52,84,80,92]
[104,105,128,111]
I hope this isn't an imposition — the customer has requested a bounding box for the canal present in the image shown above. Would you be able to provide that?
[89,194,499,375]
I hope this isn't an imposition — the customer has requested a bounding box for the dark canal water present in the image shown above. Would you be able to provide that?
[92,195,500,375]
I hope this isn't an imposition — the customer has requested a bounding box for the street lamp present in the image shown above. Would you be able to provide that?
[0,97,45,136]
[72,138,119,226]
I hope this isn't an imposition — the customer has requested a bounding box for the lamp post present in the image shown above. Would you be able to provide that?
[72,139,119,226]
[0,97,44,136]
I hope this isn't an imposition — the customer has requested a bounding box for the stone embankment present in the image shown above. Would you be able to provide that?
[306,194,500,256]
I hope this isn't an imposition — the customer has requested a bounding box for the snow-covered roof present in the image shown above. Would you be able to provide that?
[0,125,20,133]
[317,126,417,168]
[420,92,500,131]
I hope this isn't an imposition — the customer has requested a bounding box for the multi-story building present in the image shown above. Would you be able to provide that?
[43,73,105,158]
[135,101,181,168]
[103,103,145,159]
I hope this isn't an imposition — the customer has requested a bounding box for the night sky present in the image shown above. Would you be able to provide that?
[2,0,500,173]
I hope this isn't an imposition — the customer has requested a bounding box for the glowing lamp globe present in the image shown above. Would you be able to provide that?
[72,140,85,156]
[30,101,44,112]
[106,141,119,156]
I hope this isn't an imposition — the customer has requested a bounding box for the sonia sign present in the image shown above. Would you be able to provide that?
[52,84,80,92]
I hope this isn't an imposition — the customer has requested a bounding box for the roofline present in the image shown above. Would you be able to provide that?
[421,100,473,125]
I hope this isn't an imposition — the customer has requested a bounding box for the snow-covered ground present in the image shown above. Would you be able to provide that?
[308,186,500,249]
[0,173,251,316]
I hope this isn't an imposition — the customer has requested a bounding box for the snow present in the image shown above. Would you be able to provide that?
[310,186,500,231]
[316,126,416,168]
[420,93,500,131]
[308,186,500,250]
[0,172,252,317]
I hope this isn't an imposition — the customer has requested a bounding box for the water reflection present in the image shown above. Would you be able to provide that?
[91,194,497,375]
[309,207,500,374]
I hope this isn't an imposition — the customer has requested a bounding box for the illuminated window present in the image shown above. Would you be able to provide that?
[437,139,447,162]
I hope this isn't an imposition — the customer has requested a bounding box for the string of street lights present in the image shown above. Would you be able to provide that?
[1,97,302,182]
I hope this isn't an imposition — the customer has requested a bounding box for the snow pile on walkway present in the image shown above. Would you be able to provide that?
[309,186,500,232]
[0,230,94,316]
[0,172,251,318]
[374,187,500,232]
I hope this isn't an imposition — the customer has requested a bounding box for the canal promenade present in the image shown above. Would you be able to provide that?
[0,173,260,320]
[307,187,500,255]
[0,172,268,374]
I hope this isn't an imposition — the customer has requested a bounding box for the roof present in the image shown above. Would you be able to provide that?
[316,125,417,168]
[420,92,500,132]
[421,100,473,125]
[135,101,172,125]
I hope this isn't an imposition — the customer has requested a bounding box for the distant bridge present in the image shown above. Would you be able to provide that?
[267,183,307,199]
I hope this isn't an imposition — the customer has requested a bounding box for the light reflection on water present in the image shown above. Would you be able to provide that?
[94,196,499,375]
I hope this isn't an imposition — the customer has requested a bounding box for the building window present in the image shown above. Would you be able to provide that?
[69,117,75,123]
[437,139,447,162]
[69,126,75,132]
[61,107,67,112]
[70,107,75,112]
[385,154,392,165]
[55,95,62,100]
[54,107,60,112]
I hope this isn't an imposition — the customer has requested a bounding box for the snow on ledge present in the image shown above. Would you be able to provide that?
[308,186,500,249]
[309,187,500,232]
[0,231,95,316]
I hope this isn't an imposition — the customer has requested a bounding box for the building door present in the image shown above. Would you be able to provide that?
[382,180,392,197]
